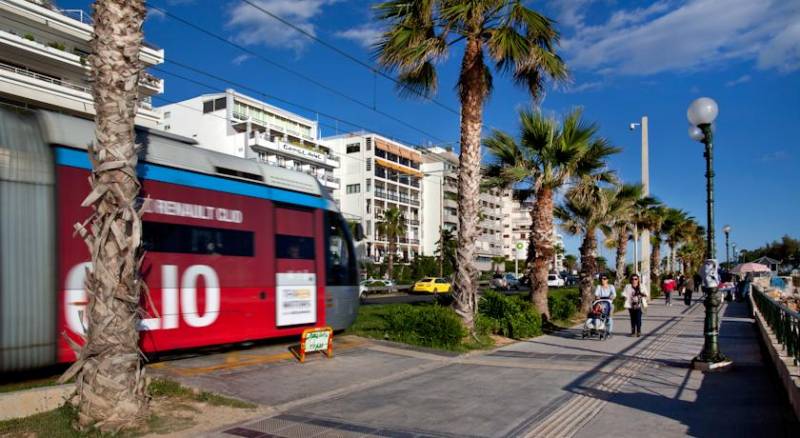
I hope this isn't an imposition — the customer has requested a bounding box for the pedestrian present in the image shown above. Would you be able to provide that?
[594,274,616,337]
[677,274,686,297]
[684,273,695,305]
[623,274,648,337]
[662,274,676,306]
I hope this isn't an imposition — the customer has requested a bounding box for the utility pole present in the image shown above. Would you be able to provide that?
[641,116,650,295]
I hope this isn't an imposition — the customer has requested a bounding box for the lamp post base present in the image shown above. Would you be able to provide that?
[692,285,733,372]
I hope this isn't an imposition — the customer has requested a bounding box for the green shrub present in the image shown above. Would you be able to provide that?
[548,290,580,321]
[385,304,466,349]
[47,41,66,51]
[478,291,542,339]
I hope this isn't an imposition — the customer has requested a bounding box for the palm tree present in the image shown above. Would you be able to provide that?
[483,109,619,320]
[563,254,577,273]
[57,0,148,431]
[601,184,643,290]
[376,0,567,331]
[662,208,694,274]
[646,205,668,281]
[490,255,507,272]
[377,207,407,280]
[435,227,457,276]
[556,181,635,314]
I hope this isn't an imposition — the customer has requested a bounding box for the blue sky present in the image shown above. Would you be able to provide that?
[60,0,800,262]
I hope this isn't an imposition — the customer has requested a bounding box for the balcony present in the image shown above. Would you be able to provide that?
[374,189,419,206]
[406,219,420,226]
[248,133,338,169]
[0,60,159,127]
[0,1,164,66]
[444,198,458,209]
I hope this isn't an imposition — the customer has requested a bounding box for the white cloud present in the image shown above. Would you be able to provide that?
[562,80,604,94]
[227,0,340,54]
[725,74,750,87]
[761,150,790,162]
[558,0,800,75]
[232,54,253,66]
[334,24,383,50]
[147,7,165,20]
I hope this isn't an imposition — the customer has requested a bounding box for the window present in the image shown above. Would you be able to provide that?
[366,179,371,192]
[276,235,315,259]
[366,138,372,150]
[142,222,254,256]
[203,98,227,114]
[346,143,360,154]
[163,125,171,131]
[346,184,361,194]
[435,278,449,284]
[163,111,171,119]
[326,212,357,286]
[366,158,372,171]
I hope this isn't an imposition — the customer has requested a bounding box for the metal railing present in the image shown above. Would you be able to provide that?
[59,9,92,25]
[753,287,800,366]
[0,60,90,93]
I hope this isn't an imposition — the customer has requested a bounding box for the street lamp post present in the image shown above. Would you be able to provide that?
[687,97,731,370]
[723,225,732,269]
[630,116,651,294]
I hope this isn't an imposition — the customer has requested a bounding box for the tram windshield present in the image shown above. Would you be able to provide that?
[326,212,357,286]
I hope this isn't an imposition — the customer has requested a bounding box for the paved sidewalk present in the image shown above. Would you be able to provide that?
[154,298,798,438]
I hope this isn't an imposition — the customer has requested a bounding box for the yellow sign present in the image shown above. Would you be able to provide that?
[293,327,333,363]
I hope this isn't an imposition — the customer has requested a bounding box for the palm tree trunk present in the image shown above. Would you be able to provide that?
[651,235,661,281]
[453,37,487,333]
[529,187,554,320]
[614,225,627,290]
[58,0,148,431]
[387,241,395,280]
[579,229,598,315]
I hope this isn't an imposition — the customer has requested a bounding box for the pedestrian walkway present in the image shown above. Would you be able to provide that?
[166,298,799,438]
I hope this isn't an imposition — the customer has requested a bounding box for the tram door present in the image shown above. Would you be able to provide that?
[273,206,324,328]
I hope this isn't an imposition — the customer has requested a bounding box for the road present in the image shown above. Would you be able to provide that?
[361,288,528,305]
[151,298,798,437]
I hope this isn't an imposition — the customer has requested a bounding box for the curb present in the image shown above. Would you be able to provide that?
[0,384,73,421]
[751,295,800,421]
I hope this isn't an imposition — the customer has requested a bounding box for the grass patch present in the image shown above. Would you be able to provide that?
[149,378,255,408]
[347,302,494,352]
[0,376,60,394]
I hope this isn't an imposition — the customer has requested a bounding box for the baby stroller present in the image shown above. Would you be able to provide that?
[582,299,612,340]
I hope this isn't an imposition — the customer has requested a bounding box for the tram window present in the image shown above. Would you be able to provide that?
[276,235,315,259]
[143,222,254,256]
[326,212,357,286]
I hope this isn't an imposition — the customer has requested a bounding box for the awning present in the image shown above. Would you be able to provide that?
[375,157,423,177]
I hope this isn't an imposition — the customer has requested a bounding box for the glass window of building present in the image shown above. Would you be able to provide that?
[346,184,361,194]
[346,143,360,153]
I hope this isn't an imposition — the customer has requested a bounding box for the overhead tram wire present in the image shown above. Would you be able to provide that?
[150,68,457,168]
[160,58,448,144]
[236,0,460,116]
[149,93,456,185]
[147,5,449,144]
[152,63,454,148]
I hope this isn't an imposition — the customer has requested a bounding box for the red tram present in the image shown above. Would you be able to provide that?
[0,109,360,371]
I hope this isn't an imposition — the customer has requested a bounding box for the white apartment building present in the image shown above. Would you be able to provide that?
[325,132,422,263]
[157,89,340,195]
[0,0,164,127]
[420,147,510,272]
[504,199,565,273]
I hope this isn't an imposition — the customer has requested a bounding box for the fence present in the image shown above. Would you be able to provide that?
[753,287,800,366]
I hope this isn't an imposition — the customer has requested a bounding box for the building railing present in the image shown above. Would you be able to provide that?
[753,286,800,366]
[0,60,90,93]
[406,219,420,226]
[59,9,93,25]
[374,189,420,206]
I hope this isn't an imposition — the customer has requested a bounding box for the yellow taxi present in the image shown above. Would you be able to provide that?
[412,277,452,294]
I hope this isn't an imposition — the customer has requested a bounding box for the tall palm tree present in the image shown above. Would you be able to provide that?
[375,0,567,331]
[435,227,457,276]
[601,184,643,290]
[491,255,507,272]
[483,109,618,320]
[556,180,635,314]
[662,208,694,274]
[646,204,668,281]
[57,0,148,431]
[563,254,577,273]
[377,207,407,280]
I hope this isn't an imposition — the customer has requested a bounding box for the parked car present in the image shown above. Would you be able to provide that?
[491,273,520,290]
[547,273,565,288]
[359,278,395,300]
[412,277,451,294]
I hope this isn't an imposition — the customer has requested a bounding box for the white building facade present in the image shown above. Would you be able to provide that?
[0,0,163,127]
[504,200,565,273]
[157,89,340,195]
[325,133,422,263]
[420,147,510,272]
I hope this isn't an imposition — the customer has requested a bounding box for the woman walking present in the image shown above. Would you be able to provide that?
[623,274,648,337]
[594,274,616,336]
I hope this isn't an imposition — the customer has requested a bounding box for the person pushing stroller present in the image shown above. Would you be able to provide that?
[592,274,616,337]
